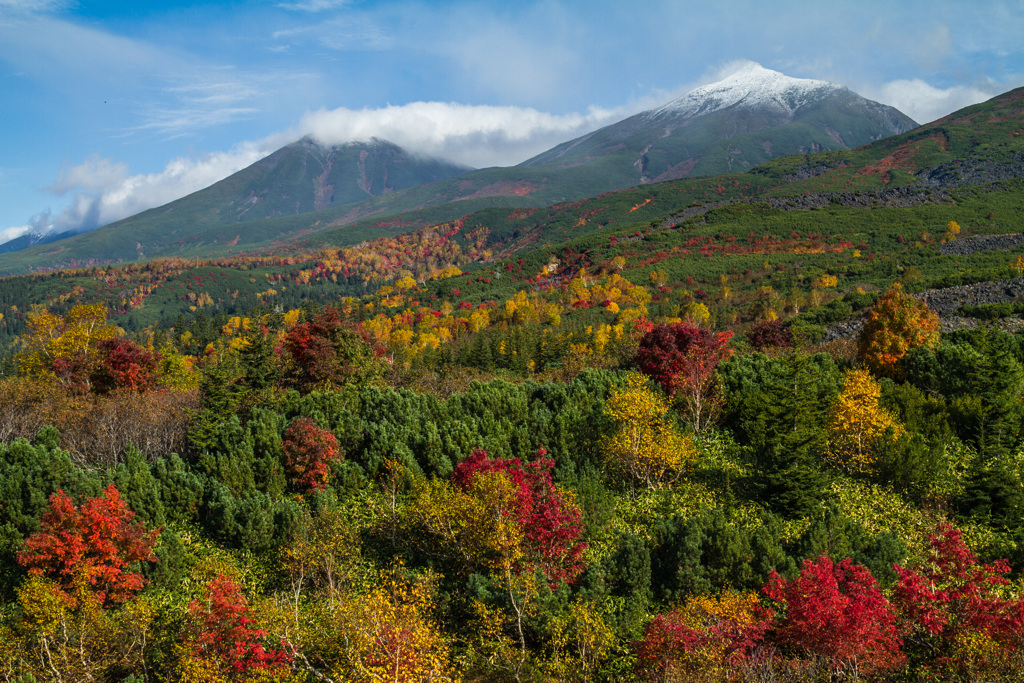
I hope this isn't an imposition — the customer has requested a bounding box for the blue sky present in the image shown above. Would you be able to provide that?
[2,0,1023,245]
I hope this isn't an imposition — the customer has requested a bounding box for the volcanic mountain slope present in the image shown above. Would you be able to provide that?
[0,64,918,273]
[0,138,471,267]
[287,64,919,233]
[521,63,917,184]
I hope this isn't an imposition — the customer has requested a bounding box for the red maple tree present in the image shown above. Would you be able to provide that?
[282,416,341,492]
[283,305,378,388]
[892,523,1024,673]
[746,318,793,349]
[186,574,292,674]
[451,448,586,584]
[635,322,733,431]
[92,337,162,393]
[765,555,905,676]
[18,484,160,607]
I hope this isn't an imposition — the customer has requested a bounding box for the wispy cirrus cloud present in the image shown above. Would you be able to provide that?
[0,14,297,140]
[0,0,70,15]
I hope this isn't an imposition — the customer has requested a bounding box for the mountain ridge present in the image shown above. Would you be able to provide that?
[0,64,918,272]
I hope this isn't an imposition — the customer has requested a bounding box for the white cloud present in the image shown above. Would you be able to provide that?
[862,78,1020,125]
[0,224,32,243]
[298,100,656,168]
[26,141,283,239]
[48,155,129,195]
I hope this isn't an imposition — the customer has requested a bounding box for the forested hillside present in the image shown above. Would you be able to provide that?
[3,87,1024,682]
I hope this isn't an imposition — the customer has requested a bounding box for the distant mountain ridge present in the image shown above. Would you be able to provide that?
[228,137,473,221]
[521,63,918,184]
[0,63,920,272]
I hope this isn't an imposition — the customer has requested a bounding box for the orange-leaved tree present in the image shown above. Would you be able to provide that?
[17,484,160,607]
[858,283,939,378]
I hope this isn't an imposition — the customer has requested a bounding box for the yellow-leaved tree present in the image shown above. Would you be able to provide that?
[825,368,903,474]
[16,304,120,391]
[322,567,458,683]
[2,575,155,682]
[604,373,697,489]
[545,597,616,683]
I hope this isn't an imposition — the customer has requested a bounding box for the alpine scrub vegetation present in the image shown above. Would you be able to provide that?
[2,85,1024,681]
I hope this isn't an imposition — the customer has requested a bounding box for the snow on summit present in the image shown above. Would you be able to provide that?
[654,63,841,119]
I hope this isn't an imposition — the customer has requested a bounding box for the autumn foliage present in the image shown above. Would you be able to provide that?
[892,523,1024,677]
[184,574,292,676]
[17,304,121,393]
[858,283,940,378]
[604,373,696,489]
[283,304,380,389]
[635,322,733,431]
[327,567,457,682]
[825,368,903,474]
[636,590,771,682]
[450,448,587,584]
[282,416,341,492]
[91,337,162,393]
[746,318,793,349]
[765,555,906,677]
[17,484,160,607]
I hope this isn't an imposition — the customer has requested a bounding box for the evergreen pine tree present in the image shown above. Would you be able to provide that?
[752,353,838,518]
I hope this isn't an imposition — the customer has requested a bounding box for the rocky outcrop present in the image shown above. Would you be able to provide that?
[916,277,1024,316]
[938,233,1024,256]
[661,186,951,228]
[917,152,1024,189]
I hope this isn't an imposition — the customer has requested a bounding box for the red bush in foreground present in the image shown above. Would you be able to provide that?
[893,523,1024,674]
[765,555,905,676]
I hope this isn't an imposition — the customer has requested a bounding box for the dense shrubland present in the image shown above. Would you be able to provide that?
[3,271,1024,682]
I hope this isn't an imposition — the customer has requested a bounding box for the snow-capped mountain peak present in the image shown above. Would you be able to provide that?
[653,62,842,119]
